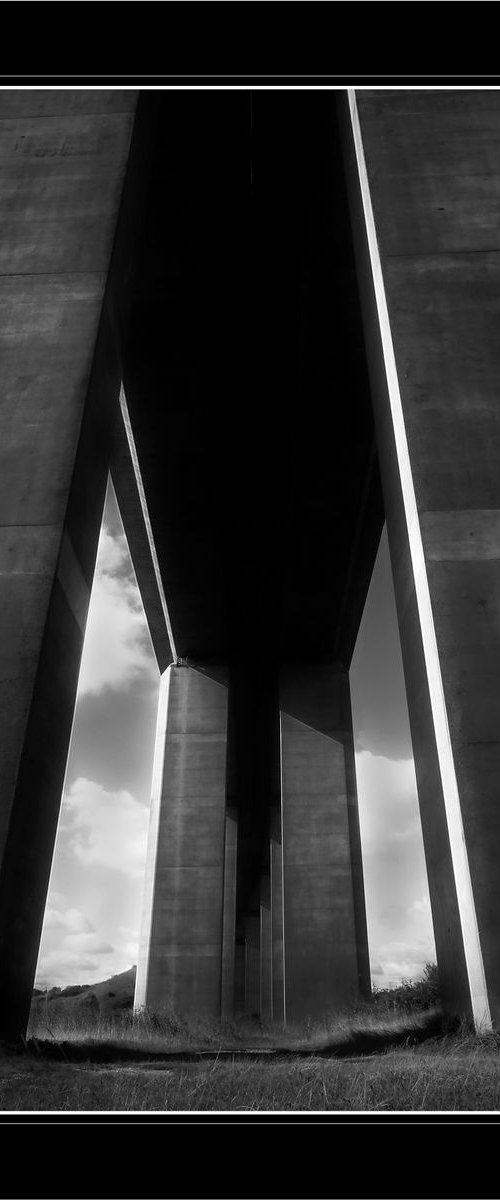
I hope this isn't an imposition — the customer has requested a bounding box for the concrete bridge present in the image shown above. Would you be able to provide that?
[1,86,499,1038]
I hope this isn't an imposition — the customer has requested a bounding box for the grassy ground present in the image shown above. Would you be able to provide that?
[27,985,448,1056]
[0,1000,490,1111]
[6,965,496,1112]
[1,1030,500,1111]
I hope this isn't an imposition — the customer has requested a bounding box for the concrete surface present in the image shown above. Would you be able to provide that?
[5,88,499,1036]
[270,805,285,1024]
[341,88,500,1027]
[280,664,370,1021]
[221,808,238,1019]
[260,874,273,1021]
[244,915,261,1018]
[134,665,228,1016]
[0,89,140,1040]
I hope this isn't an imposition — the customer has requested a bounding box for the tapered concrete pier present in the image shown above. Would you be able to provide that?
[135,665,230,1016]
[0,90,142,1039]
[280,665,370,1021]
[341,88,500,1029]
[3,87,500,1038]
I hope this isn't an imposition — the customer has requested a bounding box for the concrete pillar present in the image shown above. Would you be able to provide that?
[234,939,246,1015]
[244,914,261,1018]
[135,664,228,1017]
[221,808,238,1019]
[341,89,500,1029]
[280,663,370,1022]
[260,873,273,1021]
[270,805,285,1024]
[0,90,142,1040]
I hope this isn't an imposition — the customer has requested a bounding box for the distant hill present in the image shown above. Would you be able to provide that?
[31,966,136,1017]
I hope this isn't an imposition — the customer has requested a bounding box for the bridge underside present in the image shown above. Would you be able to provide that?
[2,87,500,1036]
[120,92,381,1021]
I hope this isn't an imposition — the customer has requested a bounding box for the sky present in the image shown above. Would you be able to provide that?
[350,527,435,988]
[35,480,435,992]
[35,482,160,990]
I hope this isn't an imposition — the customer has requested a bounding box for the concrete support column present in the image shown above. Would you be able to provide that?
[260,873,273,1021]
[234,940,246,1014]
[341,89,500,1028]
[270,805,285,1024]
[244,914,261,1018]
[221,808,238,1019]
[280,663,370,1022]
[0,91,142,1041]
[135,664,228,1017]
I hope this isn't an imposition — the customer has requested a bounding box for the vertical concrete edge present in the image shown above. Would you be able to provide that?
[134,664,171,1011]
[221,808,238,1019]
[278,710,287,1026]
[347,88,491,1031]
[119,384,177,665]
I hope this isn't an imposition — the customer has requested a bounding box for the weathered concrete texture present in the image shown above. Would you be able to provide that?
[244,915,261,1018]
[270,805,285,1024]
[0,91,141,1039]
[234,940,246,1014]
[135,665,228,1016]
[260,874,273,1021]
[0,90,137,120]
[343,89,500,1026]
[120,93,382,670]
[0,114,135,277]
[109,403,173,673]
[280,664,370,1021]
[221,808,238,1019]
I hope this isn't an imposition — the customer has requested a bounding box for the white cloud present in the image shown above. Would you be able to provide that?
[409,895,432,917]
[118,925,141,961]
[63,777,149,880]
[96,525,129,575]
[353,751,436,988]
[355,750,420,856]
[36,949,104,988]
[35,943,138,991]
[374,938,434,985]
[64,932,114,955]
[35,891,137,988]
[77,522,156,697]
[43,905,93,934]
[36,892,103,988]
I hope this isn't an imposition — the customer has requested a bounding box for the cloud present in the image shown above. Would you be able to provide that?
[43,905,93,934]
[64,932,114,955]
[353,751,436,987]
[77,522,157,697]
[62,777,149,880]
[374,939,434,984]
[118,925,141,961]
[35,891,105,988]
[35,890,137,988]
[409,895,432,917]
[355,750,420,856]
[35,943,137,990]
[36,949,105,987]
[95,525,129,575]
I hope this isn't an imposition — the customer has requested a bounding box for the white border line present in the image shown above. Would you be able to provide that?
[119,383,178,664]
[348,89,491,1031]
[2,85,500,94]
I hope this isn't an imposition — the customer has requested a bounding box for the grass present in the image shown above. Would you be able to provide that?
[26,992,448,1056]
[2,1031,500,1111]
[0,999,491,1112]
[2,964,496,1112]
